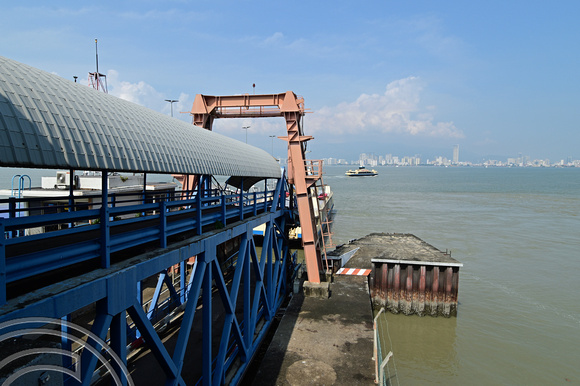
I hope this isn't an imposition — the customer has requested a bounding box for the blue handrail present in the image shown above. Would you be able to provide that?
[10,174,31,200]
[1,188,282,284]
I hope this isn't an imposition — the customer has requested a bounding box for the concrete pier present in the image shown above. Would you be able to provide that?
[251,275,375,385]
[331,233,463,317]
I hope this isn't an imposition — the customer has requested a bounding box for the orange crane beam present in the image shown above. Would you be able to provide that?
[190,91,323,283]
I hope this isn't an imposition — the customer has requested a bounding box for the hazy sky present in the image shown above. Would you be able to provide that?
[1,1,579,162]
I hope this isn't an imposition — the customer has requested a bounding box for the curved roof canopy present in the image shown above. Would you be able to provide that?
[0,56,280,179]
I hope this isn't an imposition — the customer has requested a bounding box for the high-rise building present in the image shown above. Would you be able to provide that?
[453,145,459,164]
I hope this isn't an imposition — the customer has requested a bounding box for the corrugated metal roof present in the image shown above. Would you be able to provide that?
[0,56,280,179]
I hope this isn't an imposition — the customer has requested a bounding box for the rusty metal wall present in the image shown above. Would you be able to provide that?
[370,262,460,317]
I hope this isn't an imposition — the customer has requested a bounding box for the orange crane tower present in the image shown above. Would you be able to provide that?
[190,91,324,283]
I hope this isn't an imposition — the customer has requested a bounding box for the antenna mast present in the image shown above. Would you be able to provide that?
[88,38,108,93]
[95,38,99,76]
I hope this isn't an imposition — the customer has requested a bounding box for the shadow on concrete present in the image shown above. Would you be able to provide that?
[240,279,306,384]
[247,275,376,385]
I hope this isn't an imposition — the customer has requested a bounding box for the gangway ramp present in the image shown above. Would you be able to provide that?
[0,56,296,385]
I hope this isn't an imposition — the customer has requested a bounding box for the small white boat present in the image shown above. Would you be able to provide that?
[345,166,378,177]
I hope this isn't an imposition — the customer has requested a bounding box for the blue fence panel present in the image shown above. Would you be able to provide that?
[0,188,277,288]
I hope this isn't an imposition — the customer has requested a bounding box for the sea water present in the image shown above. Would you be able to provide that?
[324,166,580,385]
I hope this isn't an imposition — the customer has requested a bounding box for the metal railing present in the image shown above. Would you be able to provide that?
[0,186,280,295]
[374,307,397,385]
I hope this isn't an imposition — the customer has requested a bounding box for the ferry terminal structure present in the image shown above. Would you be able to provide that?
[0,55,461,385]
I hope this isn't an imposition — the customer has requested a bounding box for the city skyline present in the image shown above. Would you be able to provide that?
[318,152,579,168]
[308,144,577,167]
[1,2,579,162]
[307,143,580,167]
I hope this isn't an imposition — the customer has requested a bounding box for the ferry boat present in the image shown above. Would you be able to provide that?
[345,166,378,177]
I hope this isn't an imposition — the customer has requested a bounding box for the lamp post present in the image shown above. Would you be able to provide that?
[165,99,178,117]
[242,125,250,143]
[269,135,275,155]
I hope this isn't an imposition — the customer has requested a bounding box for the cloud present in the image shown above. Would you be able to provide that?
[118,8,208,23]
[107,69,164,106]
[105,70,193,122]
[173,77,464,142]
[263,32,284,45]
[97,72,462,144]
[307,77,463,138]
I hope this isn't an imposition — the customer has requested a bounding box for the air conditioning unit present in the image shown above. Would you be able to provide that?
[55,171,78,189]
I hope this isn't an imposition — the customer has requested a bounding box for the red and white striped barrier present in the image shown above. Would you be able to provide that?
[336,268,371,276]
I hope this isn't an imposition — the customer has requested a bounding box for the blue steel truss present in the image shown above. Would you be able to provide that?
[0,172,296,385]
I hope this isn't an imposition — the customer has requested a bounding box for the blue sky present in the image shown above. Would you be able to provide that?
[1,1,579,162]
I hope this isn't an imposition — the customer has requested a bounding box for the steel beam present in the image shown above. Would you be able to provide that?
[1,170,292,385]
[0,220,5,306]
[190,91,322,283]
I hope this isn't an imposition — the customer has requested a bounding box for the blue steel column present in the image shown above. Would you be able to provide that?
[271,170,285,213]
[213,235,249,383]
[250,235,271,326]
[264,222,274,311]
[145,270,181,314]
[170,258,206,385]
[0,220,5,306]
[202,243,213,386]
[0,174,292,385]
[136,280,142,339]
[147,273,166,319]
[203,175,211,195]
[243,231,251,349]
[196,179,202,235]
[61,314,72,385]
[239,179,244,221]
[100,171,110,268]
[110,311,128,386]
[143,173,147,204]
[179,260,186,304]
[81,300,113,385]
[185,259,198,301]
[253,192,257,216]
[68,168,74,229]
[160,200,167,248]
[272,228,283,303]
[7,198,15,238]
[264,180,268,212]
[221,191,227,226]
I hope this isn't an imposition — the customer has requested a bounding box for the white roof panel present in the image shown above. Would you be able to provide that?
[0,56,280,179]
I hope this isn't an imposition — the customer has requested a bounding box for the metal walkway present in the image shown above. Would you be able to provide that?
[0,56,303,385]
[0,176,295,385]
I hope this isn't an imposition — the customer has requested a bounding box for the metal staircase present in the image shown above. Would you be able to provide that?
[306,160,335,272]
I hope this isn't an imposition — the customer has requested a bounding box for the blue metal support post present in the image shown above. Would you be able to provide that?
[196,178,203,235]
[100,170,110,268]
[202,246,213,386]
[110,311,128,386]
[0,172,293,385]
[0,220,6,306]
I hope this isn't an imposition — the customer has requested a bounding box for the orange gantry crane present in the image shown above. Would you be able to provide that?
[190,91,325,283]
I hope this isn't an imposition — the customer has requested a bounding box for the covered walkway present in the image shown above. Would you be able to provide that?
[0,56,296,385]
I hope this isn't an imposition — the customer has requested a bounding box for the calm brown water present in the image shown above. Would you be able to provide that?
[325,166,580,385]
